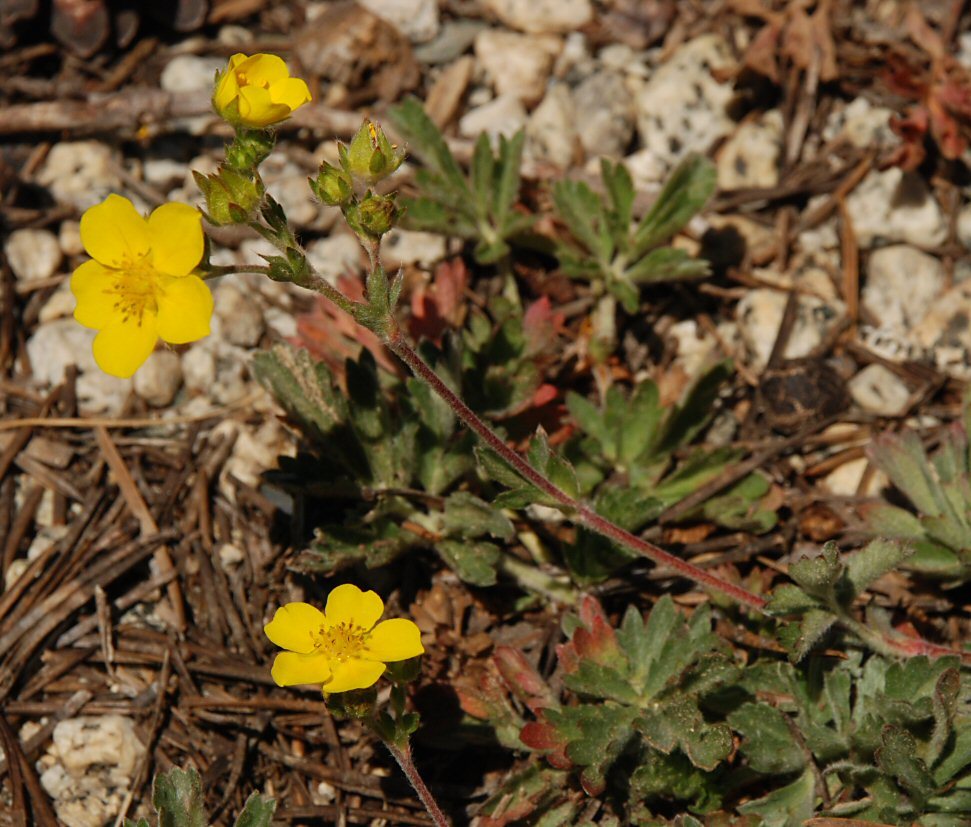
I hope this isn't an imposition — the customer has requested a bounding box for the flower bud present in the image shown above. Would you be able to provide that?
[342,119,405,186]
[310,162,353,207]
[325,686,378,719]
[345,192,399,241]
[385,656,422,684]
[193,166,264,225]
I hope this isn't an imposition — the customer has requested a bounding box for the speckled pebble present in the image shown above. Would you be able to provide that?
[5,229,62,283]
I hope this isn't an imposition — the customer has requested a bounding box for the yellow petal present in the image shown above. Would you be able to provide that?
[271,651,332,687]
[228,53,248,69]
[237,84,289,127]
[156,274,213,344]
[323,658,386,694]
[80,194,151,268]
[364,619,425,662]
[264,602,326,654]
[92,315,158,378]
[269,77,311,111]
[241,53,289,86]
[324,584,384,631]
[148,202,204,276]
[213,65,239,113]
[71,259,124,329]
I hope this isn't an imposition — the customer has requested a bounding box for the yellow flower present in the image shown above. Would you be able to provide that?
[213,53,311,128]
[71,194,213,378]
[265,584,424,694]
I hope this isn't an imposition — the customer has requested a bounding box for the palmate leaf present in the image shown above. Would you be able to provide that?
[388,97,468,195]
[736,767,816,827]
[234,793,276,827]
[623,246,711,284]
[151,768,207,827]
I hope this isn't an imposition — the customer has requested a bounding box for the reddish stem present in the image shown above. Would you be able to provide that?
[386,333,768,612]
[385,741,450,827]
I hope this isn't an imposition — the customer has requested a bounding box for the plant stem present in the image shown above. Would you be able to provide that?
[386,332,768,612]
[200,264,272,279]
[384,740,451,827]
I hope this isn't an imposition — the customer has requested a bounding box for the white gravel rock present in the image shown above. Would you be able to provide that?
[5,229,62,283]
[737,289,846,370]
[475,29,560,105]
[635,35,734,172]
[526,84,577,168]
[485,0,593,34]
[845,168,947,249]
[956,203,971,250]
[821,457,886,497]
[305,234,365,283]
[359,0,439,42]
[214,282,265,348]
[381,229,447,269]
[573,71,635,158]
[133,350,183,407]
[58,220,83,256]
[77,371,132,414]
[459,94,528,141]
[182,342,218,392]
[143,158,188,188]
[848,364,911,417]
[160,54,223,92]
[40,715,145,827]
[822,97,897,150]
[38,283,77,324]
[863,245,945,332]
[36,142,121,210]
[717,110,783,190]
[27,319,98,384]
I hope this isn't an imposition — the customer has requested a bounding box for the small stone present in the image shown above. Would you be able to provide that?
[573,71,635,158]
[526,84,577,169]
[160,54,224,93]
[265,160,319,227]
[143,158,187,187]
[475,29,560,105]
[305,234,364,283]
[459,94,528,141]
[36,141,121,211]
[845,167,947,249]
[218,542,245,568]
[76,371,132,415]
[358,0,439,43]
[635,35,734,172]
[26,319,98,385]
[214,283,265,348]
[717,110,783,190]
[863,245,945,332]
[956,203,971,250]
[182,344,217,392]
[381,229,447,269]
[5,229,62,283]
[848,364,911,417]
[484,0,593,34]
[39,283,78,324]
[821,457,886,497]
[132,350,183,407]
[415,20,488,64]
[822,97,897,150]
[41,715,145,827]
[736,289,846,370]
[59,220,83,256]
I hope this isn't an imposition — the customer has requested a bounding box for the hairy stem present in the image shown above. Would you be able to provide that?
[384,741,451,827]
[386,331,768,611]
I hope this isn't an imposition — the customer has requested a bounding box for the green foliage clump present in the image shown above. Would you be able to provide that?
[552,155,716,312]
[388,98,533,264]
[864,407,971,582]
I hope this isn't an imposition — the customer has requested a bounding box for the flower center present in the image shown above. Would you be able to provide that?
[107,255,159,325]
[235,70,267,90]
[312,622,369,663]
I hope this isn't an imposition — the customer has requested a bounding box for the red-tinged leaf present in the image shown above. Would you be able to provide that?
[292,277,398,377]
[580,768,606,797]
[454,685,492,720]
[523,296,564,356]
[520,720,572,769]
[556,641,580,674]
[407,257,469,342]
[928,93,966,159]
[883,56,928,100]
[530,384,558,409]
[572,617,620,665]
[887,108,929,170]
[577,594,609,629]
[493,647,555,712]
[938,76,971,118]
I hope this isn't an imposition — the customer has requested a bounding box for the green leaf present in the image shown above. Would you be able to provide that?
[471,132,495,224]
[623,246,711,284]
[729,702,807,774]
[436,539,501,586]
[152,767,207,827]
[781,608,838,662]
[635,695,732,770]
[600,158,634,234]
[251,345,348,438]
[495,131,526,221]
[632,153,716,256]
[876,725,937,803]
[737,767,816,826]
[655,360,733,455]
[865,503,927,539]
[552,179,612,263]
[845,538,915,595]
[234,793,276,827]
[868,432,945,518]
[527,429,580,501]
[388,98,468,196]
[443,491,515,540]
